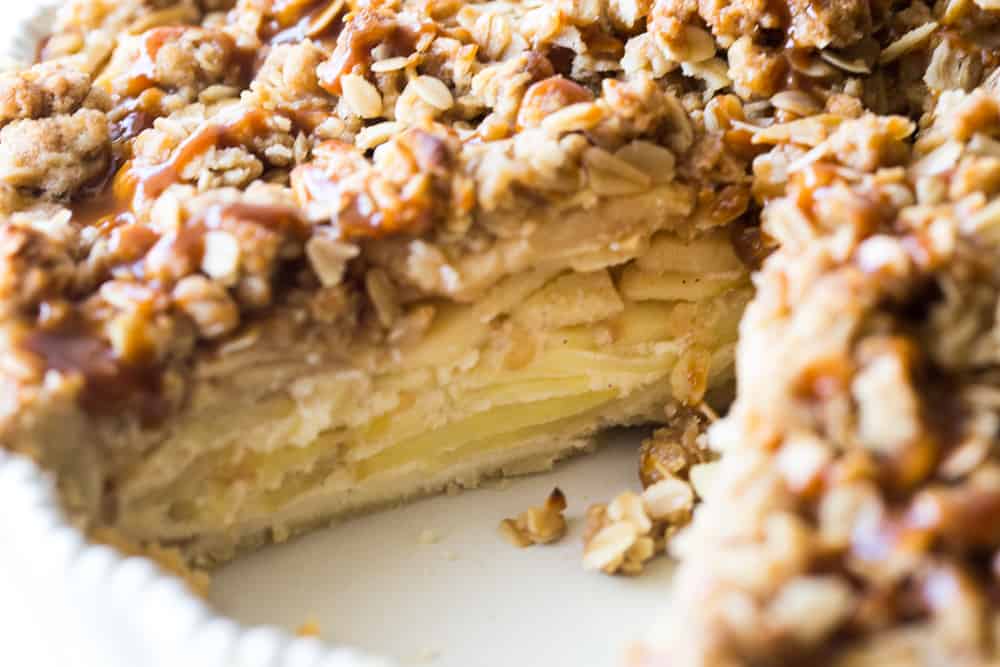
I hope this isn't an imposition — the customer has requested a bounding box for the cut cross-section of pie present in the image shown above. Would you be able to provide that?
[0,0,754,563]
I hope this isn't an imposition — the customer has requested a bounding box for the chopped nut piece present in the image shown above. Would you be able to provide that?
[638,406,714,488]
[518,76,594,129]
[200,230,240,285]
[173,275,239,339]
[642,476,694,523]
[607,490,653,533]
[583,521,643,574]
[499,488,568,548]
[582,480,697,577]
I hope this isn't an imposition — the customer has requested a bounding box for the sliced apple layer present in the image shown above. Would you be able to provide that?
[108,230,750,562]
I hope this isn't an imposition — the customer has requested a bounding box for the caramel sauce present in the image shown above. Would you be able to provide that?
[286,108,330,133]
[762,0,791,32]
[71,186,133,229]
[232,46,264,89]
[783,48,827,96]
[134,201,309,285]
[907,486,1000,547]
[71,160,139,229]
[298,162,432,240]
[580,27,624,59]
[201,201,310,239]
[25,328,169,425]
[132,109,273,201]
[108,90,166,155]
[316,8,431,95]
[516,76,593,130]
[261,0,347,45]
[112,109,156,146]
[730,218,774,270]
[119,26,189,98]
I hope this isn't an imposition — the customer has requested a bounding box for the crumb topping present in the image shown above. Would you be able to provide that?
[643,80,1000,667]
[0,0,781,428]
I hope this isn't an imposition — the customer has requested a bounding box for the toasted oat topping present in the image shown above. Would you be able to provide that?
[642,81,1000,667]
[1,0,787,427]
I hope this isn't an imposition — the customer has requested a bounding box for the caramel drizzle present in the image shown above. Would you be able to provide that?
[25,328,169,425]
[132,109,273,202]
[126,201,307,284]
[70,186,133,230]
[266,0,346,45]
[70,109,305,275]
[121,26,189,97]
[316,8,431,95]
[50,199,309,423]
[200,201,310,240]
[293,156,431,240]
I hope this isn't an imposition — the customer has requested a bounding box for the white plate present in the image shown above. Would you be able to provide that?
[212,432,672,667]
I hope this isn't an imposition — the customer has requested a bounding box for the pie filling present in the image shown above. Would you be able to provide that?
[112,233,749,557]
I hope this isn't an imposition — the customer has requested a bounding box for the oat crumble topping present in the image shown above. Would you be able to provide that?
[641,73,1000,667]
[1,0,770,445]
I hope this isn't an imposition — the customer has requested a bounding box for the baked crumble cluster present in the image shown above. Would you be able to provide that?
[1,0,754,359]
[9,0,1000,661]
[638,26,1000,667]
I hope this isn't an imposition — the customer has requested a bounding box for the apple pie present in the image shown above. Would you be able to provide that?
[0,0,755,563]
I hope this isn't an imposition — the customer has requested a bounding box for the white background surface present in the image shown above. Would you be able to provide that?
[212,433,673,667]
